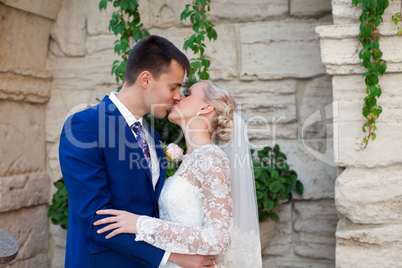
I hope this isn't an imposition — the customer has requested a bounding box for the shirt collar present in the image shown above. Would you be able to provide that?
[109,91,143,127]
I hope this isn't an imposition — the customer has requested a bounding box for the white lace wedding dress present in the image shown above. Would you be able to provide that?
[135,144,261,267]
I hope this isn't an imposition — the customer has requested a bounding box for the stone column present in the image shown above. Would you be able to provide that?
[0,0,63,267]
[317,1,402,267]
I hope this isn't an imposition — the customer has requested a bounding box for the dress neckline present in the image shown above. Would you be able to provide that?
[184,143,216,158]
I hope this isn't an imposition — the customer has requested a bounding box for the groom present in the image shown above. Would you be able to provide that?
[59,35,215,268]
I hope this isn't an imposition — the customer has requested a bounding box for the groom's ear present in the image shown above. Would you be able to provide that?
[138,71,152,89]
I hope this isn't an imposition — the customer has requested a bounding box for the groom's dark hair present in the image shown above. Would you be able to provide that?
[124,35,191,86]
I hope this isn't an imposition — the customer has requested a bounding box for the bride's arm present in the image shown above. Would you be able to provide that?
[94,150,233,255]
[135,150,233,255]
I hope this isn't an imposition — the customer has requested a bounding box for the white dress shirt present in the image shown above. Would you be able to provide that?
[109,92,170,265]
[109,92,160,188]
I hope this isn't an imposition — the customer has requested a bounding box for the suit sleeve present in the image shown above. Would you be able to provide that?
[59,112,165,267]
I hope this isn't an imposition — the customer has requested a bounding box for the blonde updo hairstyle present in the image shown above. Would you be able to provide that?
[201,80,237,143]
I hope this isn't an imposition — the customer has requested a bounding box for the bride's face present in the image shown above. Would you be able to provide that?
[168,82,210,127]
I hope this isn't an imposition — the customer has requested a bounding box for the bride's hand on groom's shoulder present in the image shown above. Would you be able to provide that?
[93,209,140,239]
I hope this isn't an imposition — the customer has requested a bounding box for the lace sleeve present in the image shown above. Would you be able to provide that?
[135,148,233,255]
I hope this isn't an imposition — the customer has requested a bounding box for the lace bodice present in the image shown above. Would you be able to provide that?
[135,144,233,259]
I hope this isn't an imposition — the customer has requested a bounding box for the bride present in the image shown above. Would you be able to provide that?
[94,80,262,267]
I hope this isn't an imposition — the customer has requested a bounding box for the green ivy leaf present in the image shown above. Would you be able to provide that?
[263,199,274,212]
[270,212,280,222]
[254,168,262,178]
[99,0,107,11]
[369,85,378,96]
[256,191,264,200]
[269,181,281,193]
[296,180,304,195]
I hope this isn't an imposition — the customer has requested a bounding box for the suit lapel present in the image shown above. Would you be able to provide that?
[100,96,153,183]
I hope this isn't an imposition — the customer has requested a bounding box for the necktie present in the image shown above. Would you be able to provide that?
[131,122,152,171]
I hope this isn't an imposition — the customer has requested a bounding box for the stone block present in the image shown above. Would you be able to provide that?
[1,0,64,20]
[262,204,293,256]
[335,122,402,167]
[0,101,46,177]
[46,51,118,92]
[333,73,402,123]
[247,123,298,141]
[48,224,67,268]
[50,0,88,56]
[240,19,334,79]
[147,0,187,28]
[5,253,47,268]
[50,224,67,248]
[263,257,335,268]
[336,220,402,268]
[87,0,116,35]
[151,25,238,80]
[300,76,333,139]
[47,142,63,183]
[86,0,151,34]
[294,201,337,260]
[241,40,325,80]
[331,0,361,25]
[0,69,52,103]
[86,35,116,55]
[336,167,402,224]
[259,219,276,252]
[317,23,402,75]
[45,87,113,143]
[50,246,66,268]
[331,73,402,167]
[218,79,298,140]
[290,0,332,18]
[278,140,337,200]
[0,172,49,213]
[240,20,330,43]
[0,5,53,71]
[0,206,48,261]
[208,0,288,23]
[331,0,401,25]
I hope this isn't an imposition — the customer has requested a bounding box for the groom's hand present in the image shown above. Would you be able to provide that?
[169,253,216,268]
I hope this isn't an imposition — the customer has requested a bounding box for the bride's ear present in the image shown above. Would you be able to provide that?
[199,104,215,115]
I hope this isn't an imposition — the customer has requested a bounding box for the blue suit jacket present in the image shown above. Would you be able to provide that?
[59,96,167,268]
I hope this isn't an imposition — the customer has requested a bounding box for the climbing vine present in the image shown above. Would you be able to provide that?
[352,0,389,149]
[99,0,149,87]
[151,0,218,146]
[180,0,217,86]
[391,0,402,35]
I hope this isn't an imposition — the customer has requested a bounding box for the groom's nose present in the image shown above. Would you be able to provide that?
[172,89,181,102]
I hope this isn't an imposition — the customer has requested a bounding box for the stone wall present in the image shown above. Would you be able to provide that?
[317,0,402,267]
[45,0,338,267]
[0,0,63,267]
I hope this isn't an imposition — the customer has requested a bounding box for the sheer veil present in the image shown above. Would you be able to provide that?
[218,112,262,267]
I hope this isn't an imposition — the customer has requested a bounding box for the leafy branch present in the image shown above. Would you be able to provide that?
[252,145,303,222]
[99,0,149,88]
[391,0,402,35]
[180,0,217,86]
[352,0,389,149]
[47,178,68,229]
